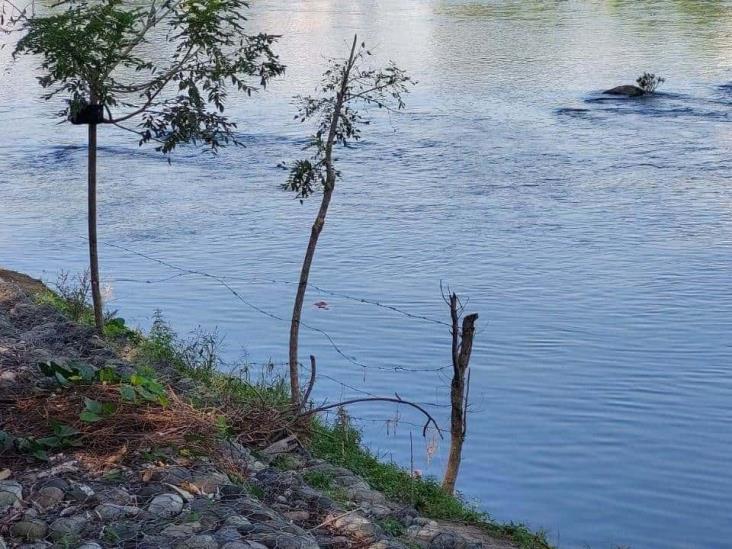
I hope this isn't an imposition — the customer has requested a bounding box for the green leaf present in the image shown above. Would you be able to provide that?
[79,410,102,423]
[70,361,96,382]
[135,386,158,402]
[145,379,166,395]
[54,371,70,385]
[52,423,80,438]
[84,398,103,415]
[119,384,136,402]
[98,368,120,383]
[0,431,13,450]
[36,436,61,447]
[38,360,57,376]
[32,449,49,461]
[15,437,33,451]
[103,468,122,481]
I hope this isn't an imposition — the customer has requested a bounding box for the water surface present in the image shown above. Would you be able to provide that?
[2,2,732,547]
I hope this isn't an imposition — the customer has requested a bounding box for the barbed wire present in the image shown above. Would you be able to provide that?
[188,359,450,410]
[97,239,452,374]
[216,274,452,328]
[115,259,451,327]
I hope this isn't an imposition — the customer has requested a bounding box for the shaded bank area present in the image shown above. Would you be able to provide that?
[0,268,551,549]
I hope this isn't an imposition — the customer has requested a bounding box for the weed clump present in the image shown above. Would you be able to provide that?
[131,313,304,446]
[636,72,665,94]
[35,271,136,340]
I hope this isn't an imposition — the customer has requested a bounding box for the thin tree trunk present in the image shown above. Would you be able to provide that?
[87,92,104,335]
[288,189,333,404]
[442,294,478,495]
[288,35,359,407]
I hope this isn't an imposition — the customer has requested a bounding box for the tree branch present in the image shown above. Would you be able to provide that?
[107,47,194,123]
[299,394,443,438]
[301,354,317,411]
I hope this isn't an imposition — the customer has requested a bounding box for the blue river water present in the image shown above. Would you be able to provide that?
[2,1,732,547]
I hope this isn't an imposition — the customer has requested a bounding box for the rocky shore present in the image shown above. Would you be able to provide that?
[0,269,527,549]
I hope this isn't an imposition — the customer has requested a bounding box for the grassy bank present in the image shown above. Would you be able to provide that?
[18,274,553,549]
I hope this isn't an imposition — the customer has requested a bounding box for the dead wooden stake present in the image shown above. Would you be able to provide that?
[442,292,478,494]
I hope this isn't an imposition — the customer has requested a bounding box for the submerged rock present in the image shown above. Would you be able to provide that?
[602,85,645,97]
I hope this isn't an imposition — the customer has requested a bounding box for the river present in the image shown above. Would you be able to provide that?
[2,1,732,547]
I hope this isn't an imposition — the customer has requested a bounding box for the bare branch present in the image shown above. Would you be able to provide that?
[300,354,317,411]
[300,394,443,438]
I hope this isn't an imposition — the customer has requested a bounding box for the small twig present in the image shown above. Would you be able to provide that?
[309,507,363,532]
[300,355,317,411]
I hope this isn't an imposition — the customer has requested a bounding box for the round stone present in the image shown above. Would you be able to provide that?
[175,534,219,549]
[94,503,141,521]
[148,493,184,518]
[10,520,48,541]
[49,514,88,539]
[31,486,64,509]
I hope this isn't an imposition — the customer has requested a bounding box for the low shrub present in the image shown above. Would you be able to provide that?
[636,72,665,94]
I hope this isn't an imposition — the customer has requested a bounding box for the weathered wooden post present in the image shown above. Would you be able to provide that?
[442,292,478,494]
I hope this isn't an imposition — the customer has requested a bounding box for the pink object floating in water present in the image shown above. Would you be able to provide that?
[313,301,330,310]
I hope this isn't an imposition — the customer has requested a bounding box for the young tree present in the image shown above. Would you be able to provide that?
[13,0,284,333]
[283,35,413,407]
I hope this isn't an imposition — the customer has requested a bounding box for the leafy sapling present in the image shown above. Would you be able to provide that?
[282,35,414,406]
[13,0,284,333]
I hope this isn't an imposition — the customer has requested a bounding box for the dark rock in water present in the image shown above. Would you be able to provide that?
[603,85,645,97]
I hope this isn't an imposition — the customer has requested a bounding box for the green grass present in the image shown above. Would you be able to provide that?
[309,419,553,549]
[309,419,483,521]
[35,288,138,341]
[271,453,300,471]
[133,312,292,409]
[378,517,406,537]
[302,470,332,490]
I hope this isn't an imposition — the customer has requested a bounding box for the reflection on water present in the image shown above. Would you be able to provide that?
[2,1,732,548]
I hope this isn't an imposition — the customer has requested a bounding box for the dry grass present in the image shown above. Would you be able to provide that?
[0,385,221,467]
[0,378,307,476]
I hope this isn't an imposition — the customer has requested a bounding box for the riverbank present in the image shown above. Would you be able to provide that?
[0,268,551,549]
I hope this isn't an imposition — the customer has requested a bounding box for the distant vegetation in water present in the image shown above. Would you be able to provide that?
[636,72,665,94]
